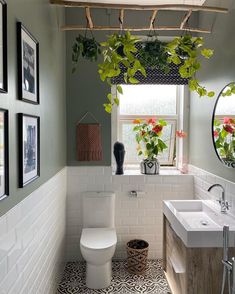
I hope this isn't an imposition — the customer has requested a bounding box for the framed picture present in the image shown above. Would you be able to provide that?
[18,114,40,187]
[17,22,39,104]
[0,109,8,199]
[0,1,7,93]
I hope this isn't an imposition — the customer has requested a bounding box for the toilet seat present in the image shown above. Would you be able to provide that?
[80,228,117,250]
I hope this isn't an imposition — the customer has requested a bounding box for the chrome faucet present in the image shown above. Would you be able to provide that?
[207,184,230,213]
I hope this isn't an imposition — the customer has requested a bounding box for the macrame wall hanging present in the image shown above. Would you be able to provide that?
[76,112,103,161]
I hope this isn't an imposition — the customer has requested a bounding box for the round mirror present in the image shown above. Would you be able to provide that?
[212,83,235,168]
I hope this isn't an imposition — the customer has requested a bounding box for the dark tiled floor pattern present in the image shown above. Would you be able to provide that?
[57,260,171,294]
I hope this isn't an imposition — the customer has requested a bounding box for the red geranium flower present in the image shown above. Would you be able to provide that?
[223,117,235,125]
[224,125,234,134]
[147,118,156,125]
[152,125,163,134]
[213,130,219,137]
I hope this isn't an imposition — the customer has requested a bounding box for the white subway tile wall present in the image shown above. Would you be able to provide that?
[0,169,67,294]
[188,165,235,216]
[66,167,194,261]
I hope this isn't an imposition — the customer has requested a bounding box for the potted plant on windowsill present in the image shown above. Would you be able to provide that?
[133,118,168,175]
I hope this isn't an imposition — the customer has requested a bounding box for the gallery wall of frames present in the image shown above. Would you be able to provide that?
[0,0,40,200]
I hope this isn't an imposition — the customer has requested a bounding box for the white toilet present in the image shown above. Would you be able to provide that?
[80,192,117,289]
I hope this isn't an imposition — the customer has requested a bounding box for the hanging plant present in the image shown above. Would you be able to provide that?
[166,35,215,97]
[98,31,146,113]
[72,34,101,73]
[138,38,170,74]
[221,82,235,97]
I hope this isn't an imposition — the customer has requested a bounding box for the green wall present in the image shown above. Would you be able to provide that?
[66,8,198,166]
[66,9,111,166]
[189,1,235,182]
[0,0,66,217]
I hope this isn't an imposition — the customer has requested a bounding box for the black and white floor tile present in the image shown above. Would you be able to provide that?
[57,260,171,294]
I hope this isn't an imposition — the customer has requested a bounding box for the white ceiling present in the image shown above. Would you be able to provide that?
[67,0,206,5]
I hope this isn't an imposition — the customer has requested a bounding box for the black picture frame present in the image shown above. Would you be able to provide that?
[0,0,7,93]
[17,22,39,104]
[18,113,40,187]
[0,108,9,200]
[211,83,235,169]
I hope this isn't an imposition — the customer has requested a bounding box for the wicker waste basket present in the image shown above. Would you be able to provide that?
[126,239,149,275]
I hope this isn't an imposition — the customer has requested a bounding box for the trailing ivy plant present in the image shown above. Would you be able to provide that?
[138,39,170,74]
[72,34,101,73]
[98,31,146,113]
[166,35,215,97]
[71,32,216,112]
[221,82,235,97]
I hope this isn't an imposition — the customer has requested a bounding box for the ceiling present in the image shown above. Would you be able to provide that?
[64,0,207,5]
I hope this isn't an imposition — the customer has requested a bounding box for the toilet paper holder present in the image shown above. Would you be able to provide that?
[129,191,145,197]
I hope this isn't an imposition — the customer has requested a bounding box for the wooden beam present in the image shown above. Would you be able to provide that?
[119,9,124,30]
[61,25,211,34]
[150,10,158,29]
[85,7,93,29]
[180,10,192,29]
[50,0,228,13]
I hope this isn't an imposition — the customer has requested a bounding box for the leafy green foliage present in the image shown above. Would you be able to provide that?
[71,32,216,113]
[166,35,214,98]
[138,39,170,74]
[72,35,101,73]
[98,32,146,112]
[133,118,168,160]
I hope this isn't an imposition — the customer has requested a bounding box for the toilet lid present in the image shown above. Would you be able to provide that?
[80,228,117,250]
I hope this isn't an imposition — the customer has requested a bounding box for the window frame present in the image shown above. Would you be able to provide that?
[111,84,189,170]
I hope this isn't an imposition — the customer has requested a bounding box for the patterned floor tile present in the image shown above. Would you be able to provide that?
[57,260,171,294]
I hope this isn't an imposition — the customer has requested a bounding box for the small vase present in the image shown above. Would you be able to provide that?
[113,142,125,175]
[140,159,160,175]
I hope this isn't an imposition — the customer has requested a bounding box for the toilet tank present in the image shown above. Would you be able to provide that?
[82,192,115,228]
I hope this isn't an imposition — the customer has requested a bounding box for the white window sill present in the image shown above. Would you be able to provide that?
[112,167,186,176]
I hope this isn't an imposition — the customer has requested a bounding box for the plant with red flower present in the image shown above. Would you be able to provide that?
[133,118,167,160]
[213,118,235,161]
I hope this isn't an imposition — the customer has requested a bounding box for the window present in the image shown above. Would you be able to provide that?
[112,84,189,167]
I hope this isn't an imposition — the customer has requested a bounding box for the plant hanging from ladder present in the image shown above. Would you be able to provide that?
[98,31,146,113]
[72,34,101,73]
[166,34,215,97]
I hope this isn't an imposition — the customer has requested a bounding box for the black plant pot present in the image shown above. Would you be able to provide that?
[113,142,125,175]
[116,45,125,57]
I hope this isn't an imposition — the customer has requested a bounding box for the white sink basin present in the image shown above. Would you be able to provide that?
[163,200,235,247]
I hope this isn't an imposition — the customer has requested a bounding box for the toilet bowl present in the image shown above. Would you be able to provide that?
[80,228,117,289]
[80,192,117,289]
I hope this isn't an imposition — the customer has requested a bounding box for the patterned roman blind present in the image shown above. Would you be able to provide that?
[111,42,188,85]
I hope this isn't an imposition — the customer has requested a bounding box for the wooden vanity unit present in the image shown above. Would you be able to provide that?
[163,216,235,294]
